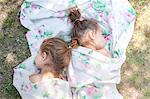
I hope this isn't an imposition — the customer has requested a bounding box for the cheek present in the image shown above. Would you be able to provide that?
[35,55,43,68]
[35,57,39,67]
[100,36,106,45]
[96,36,105,49]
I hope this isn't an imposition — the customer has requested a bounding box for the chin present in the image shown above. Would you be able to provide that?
[97,45,104,50]
[96,47,102,50]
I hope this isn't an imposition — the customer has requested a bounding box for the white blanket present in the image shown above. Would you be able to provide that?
[13,0,136,98]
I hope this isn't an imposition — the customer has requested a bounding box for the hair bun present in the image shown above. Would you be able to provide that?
[68,7,81,23]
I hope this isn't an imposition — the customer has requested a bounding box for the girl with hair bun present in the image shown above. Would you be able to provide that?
[67,7,123,99]
[13,38,72,99]
[68,7,111,57]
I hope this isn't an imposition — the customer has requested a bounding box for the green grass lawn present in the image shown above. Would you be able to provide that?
[0,0,150,99]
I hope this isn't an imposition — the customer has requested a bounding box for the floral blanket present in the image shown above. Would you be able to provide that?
[13,0,136,99]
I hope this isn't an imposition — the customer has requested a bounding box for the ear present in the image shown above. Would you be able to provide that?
[41,52,47,61]
[87,30,96,40]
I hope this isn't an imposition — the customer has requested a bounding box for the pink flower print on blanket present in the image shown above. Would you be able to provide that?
[104,34,112,42]
[86,86,99,96]
[31,4,40,10]
[125,7,136,22]
[21,82,32,92]
[80,85,104,98]
[26,25,54,55]
[68,75,82,87]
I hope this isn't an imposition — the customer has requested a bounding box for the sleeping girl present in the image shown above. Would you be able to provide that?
[13,38,72,99]
[69,7,111,57]
[67,8,123,99]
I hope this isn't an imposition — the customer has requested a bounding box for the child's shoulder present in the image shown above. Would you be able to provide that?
[47,78,69,86]
[29,74,69,86]
[98,48,111,57]
[29,74,42,84]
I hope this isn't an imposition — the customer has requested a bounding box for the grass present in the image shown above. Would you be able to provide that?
[0,0,29,98]
[118,0,150,99]
[0,0,150,99]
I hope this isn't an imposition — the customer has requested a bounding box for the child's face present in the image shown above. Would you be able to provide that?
[94,27,105,50]
[35,50,51,69]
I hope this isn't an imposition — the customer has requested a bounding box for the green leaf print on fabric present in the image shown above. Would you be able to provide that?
[103,29,110,36]
[128,7,136,16]
[68,0,76,7]
[18,64,26,69]
[44,31,53,37]
[88,50,93,54]
[33,84,38,90]
[91,0,106,12]
[21,84,24,91]
[24,1,31,9]
[41,31,53,38]
[34,35,39,39]
[105,42,111,51]
[43,91,49,98]
[113,50,119,58]
[94,92,103,99]
[21,12,26,18]
[82,95,86,99]
[105,10,109,16]
[113,49,123,58]
[29,43,33,47]
[80,53,86,56]
[82,59,89,64]
[33,59,36,65]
